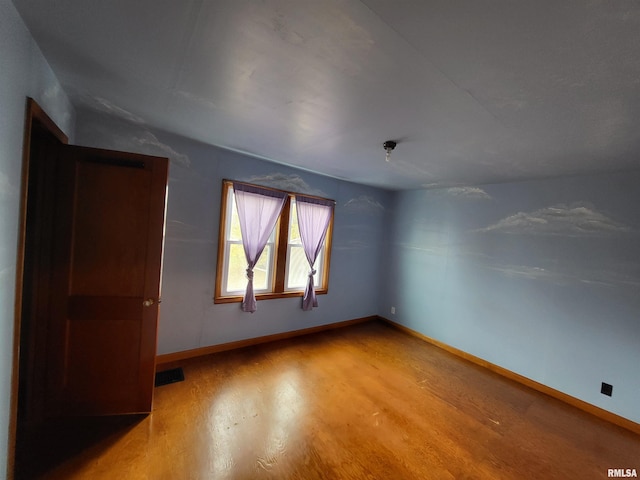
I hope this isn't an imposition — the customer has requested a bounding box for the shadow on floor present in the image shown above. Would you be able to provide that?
[15,414,146,479]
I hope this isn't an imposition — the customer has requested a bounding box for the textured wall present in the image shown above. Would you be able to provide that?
[384,173,640,423]
[0,0,74,476]
[74,108,391,355]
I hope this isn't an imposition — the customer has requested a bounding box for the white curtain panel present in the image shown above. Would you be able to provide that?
[295,195,334,310]
[233,183,287,312]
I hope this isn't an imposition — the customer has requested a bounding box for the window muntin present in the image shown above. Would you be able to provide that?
[215,180,333,303]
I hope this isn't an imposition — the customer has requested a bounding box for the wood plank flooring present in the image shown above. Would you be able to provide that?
[17,320,640,479]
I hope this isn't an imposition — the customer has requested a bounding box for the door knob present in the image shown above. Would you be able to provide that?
[143,298,155,307]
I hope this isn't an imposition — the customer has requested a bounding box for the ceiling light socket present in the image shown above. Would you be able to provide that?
[383,140,397,162]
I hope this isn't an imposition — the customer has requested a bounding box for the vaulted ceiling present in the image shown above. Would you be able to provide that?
[13,0,640,190]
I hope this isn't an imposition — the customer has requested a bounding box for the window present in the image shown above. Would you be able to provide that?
[215,180,334,303]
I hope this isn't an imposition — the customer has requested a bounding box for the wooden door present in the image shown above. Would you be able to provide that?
[45,144,168,416]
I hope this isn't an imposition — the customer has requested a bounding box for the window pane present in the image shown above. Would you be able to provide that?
[226,243,247,292]
[227,191,242,241]
[226,244,273,293]
[253,245,271,291]
[286,245,321,289]
[228,188,277,242]
[223,184,278,295]
[288,200,301,244]
[286,197,325,291]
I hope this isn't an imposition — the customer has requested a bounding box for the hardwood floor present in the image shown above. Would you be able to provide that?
[18,320,640,479]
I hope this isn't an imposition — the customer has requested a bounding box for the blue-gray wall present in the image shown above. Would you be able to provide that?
[74,108,391,355]
[0,0,75,476]
[384,175,640,423]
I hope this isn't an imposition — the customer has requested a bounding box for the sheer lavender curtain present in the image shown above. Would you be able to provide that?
[295,195,334,311]
[233,182,287,312]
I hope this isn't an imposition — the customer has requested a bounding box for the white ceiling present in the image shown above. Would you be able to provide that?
[13,0,640,190]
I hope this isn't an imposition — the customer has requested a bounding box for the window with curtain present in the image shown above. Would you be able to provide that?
[295,195,334,310]
[215,180,334,305]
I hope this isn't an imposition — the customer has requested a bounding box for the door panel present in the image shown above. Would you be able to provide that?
[70,160,150,296]
[46,145,168,416]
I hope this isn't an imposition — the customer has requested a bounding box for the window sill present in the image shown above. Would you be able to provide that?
[214,289,328,304]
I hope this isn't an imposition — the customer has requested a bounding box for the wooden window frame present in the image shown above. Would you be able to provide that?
[214,180,334,304]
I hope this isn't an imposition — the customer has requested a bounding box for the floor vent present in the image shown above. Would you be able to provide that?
[155,367,185,387]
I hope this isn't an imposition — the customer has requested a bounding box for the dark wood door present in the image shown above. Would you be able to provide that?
[44,144,168,416]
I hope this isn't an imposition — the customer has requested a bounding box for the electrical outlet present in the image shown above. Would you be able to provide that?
[391,306,396,315]
[601,382,613,397]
